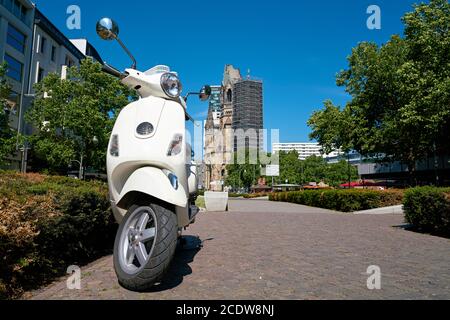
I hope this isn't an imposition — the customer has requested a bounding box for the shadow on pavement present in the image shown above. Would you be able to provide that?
[144,236,211,292]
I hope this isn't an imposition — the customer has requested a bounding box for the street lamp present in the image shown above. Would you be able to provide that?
[69,159,83,180]
[239,168,247,192]
[19,142,31,174]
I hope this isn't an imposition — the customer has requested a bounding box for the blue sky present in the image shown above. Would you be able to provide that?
[35,0,420,145]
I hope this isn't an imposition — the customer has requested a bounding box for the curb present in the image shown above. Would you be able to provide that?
[353,205,404,215]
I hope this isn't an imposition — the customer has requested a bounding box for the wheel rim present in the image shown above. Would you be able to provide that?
[118,206,157,275]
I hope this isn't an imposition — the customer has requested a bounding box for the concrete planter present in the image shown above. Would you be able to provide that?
[205,192,229,212]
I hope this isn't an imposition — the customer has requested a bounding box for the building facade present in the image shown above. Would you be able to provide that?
[0,0,35,169]
[203,85,224,190]
[1,3,112,171]
[232,78,263,152]
[26,8,86,103]
[204,65,264,190]
[272,142,340,161]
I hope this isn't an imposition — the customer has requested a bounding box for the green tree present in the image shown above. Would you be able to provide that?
[273,152,358,188]
[279,150,302,184]
[308,0,450,184]
[308,100,352,155]
[325,160,359,188]
[26,59,136,173]
[400,0,450,159]
[225,148,262,190]
[0,62,17,166]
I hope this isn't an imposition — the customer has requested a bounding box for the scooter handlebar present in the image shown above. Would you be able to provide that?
[102,62,127,79]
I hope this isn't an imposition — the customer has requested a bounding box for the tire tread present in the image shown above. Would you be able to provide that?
[113,202,178,291]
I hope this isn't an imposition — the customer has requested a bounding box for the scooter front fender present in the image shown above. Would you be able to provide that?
[116,167,188,210]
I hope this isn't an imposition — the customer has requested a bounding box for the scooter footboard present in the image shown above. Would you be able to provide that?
[116,167,188,209]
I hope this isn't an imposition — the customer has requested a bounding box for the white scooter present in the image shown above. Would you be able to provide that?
[96,18,211,291]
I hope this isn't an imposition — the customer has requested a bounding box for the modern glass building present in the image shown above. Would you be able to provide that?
[272,142,341,161]
[0,0,35,169]
[209,85,222,113]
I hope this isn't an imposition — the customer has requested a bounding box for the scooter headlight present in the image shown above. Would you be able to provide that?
[161,73,182,98]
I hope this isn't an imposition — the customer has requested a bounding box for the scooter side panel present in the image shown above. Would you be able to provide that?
[116,166,188,208]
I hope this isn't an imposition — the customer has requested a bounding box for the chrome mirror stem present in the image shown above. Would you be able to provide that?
[115,36,137,70]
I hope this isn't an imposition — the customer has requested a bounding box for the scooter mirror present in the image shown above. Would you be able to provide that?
[199,85,212,102]
[96,17,119,40]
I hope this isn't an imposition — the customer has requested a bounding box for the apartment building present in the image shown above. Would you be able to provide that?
[0,0,35,169]
[272,142,340,161]
[27,9,85,95]
[1,3,112,171]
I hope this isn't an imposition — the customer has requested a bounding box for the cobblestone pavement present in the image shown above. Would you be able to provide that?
[27,200,450,300]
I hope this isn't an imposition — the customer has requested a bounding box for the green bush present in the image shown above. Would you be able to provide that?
[0,172,116,299]
[229,193,243,198]
[404,187,450,236]
[243,193,271,199]
[269,189,404,212]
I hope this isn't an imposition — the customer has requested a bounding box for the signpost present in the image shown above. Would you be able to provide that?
[264,165,280,191]
[264,165,280,177]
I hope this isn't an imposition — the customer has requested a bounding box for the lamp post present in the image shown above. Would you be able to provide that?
[240,168,247,192]
[69,158,83,180]
[300,161,304,186]
[433,142,439,186]
[347,152,352,189]
[19,142,31,174]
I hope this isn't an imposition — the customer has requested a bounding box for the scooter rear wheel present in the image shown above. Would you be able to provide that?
[113,203,177,291]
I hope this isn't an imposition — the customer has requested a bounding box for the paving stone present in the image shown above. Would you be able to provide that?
[28,199,450,300]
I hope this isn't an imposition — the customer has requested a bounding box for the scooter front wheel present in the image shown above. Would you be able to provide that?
[113,203,177,291]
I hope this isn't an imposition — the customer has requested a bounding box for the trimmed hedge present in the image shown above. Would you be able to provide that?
[404,187,450,236]
[269,189,404,212]
[0,172,117,299]
[243,192,271,199]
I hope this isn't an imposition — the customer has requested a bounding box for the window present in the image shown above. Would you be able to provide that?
[37,68,45,83]
[4,54,23,82]
[227,89,232,103]
[12,0,20,16]
[6,24,26,53]
[1,0,30,25]
[65,55,74,67]
[20,4,27,21]
[4,91,20,115]
[39,36,47,54]
[51,46,57,62]
[1,0,13,11]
